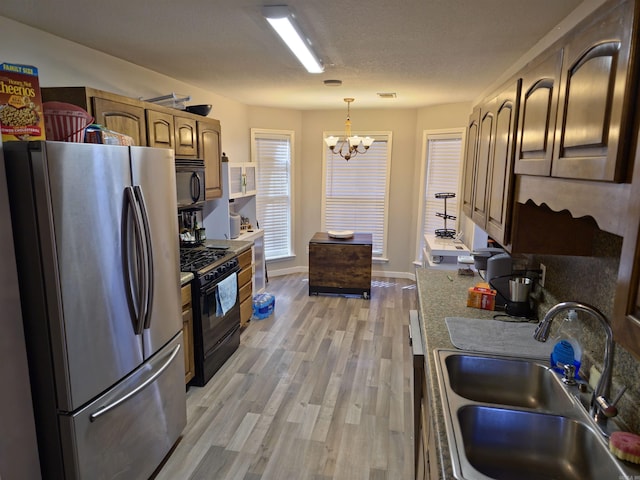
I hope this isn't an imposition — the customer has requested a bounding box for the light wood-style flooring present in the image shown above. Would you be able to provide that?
[155,272,418,480]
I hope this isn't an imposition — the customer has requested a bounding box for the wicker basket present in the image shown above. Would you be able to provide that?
[43,102,93,142]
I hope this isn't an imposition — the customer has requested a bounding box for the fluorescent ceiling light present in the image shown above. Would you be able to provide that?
[263,5,324,74]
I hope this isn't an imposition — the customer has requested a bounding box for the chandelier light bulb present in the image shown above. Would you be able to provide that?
[324,98,374,161]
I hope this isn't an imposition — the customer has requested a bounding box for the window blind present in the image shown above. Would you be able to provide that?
[252,130,293,260]
[323,135,391,258]
[422,135,463,237]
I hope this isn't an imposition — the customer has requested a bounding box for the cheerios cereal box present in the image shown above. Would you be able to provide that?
[0,63,45,141]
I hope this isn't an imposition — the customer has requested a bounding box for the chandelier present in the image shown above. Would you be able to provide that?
[324,98,374,161]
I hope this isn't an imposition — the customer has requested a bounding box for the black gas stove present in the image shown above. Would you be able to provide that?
[180,246,238,287]
[180,245,241,387]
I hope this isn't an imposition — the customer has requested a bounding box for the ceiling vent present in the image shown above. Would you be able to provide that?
[377,92,397,99]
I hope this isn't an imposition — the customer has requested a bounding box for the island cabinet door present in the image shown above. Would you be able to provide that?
[513,47,563,177]
[551,0,636,182]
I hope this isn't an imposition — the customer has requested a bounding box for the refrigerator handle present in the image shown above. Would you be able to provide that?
[88,343,181,422]
[122,186,145,335]
[134,185,154,329]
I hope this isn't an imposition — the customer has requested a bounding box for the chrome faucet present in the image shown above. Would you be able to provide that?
[533,301,615,423]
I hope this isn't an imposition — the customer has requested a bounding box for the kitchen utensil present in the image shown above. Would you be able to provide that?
[328,230,354,239]
[185,104,212,116]
[509,277,532,303]
[196,227,206,243]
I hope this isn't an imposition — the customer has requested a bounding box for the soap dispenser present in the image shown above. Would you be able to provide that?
[549,309,583,374]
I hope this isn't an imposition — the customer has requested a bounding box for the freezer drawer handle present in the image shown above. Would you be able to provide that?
[89,343,181,422]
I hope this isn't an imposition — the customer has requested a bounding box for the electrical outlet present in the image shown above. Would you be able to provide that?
[540,263,547,287]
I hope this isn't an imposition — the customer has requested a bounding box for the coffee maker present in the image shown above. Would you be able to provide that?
[486,253,534,318]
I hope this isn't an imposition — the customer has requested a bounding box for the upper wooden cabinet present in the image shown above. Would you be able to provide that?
[174,116,198,158]
[515,0,637,182]
[614,131,640,358]
[471,105,495,228]
[42,87,224,199]
[552,0,636,182]
[513,48,563,177]
[146,109,175,150]
[485,80,521,245]
[198,120,222,200]
[92,98,147,146]
[42,87,147,146]
[464,79,520,247]
[461,108,480,218]
[146,109,199,158]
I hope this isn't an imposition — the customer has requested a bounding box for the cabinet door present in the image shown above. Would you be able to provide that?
[198,120,222,200]
[461,108,480,217]
[244,164,257,196]
[514,48,563,176]
[174,116,198,158]
[228,164,244,198]
[146,109,175,150]
[92,97,147,146]
[613,132,640,357]
[552,0,635,182]
[471,105,495,228]
[181,285,194,384]
[485,80,521,246]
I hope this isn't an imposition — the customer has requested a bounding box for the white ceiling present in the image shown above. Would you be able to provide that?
[0,0,583,109]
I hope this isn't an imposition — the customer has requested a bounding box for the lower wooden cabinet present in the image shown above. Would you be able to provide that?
[412,310,439,480]
[181,283,195,384]
[238,248,254,328]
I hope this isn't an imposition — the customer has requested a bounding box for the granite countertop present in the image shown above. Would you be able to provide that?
[204,238,253,255]
[415,267,498,479]
[180,271,194,286]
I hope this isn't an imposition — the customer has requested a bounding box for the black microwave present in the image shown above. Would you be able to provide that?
[176,159,206,209]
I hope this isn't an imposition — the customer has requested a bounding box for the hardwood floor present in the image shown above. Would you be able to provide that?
[155,273,418,480]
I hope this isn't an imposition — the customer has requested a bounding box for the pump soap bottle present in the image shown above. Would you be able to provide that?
[549,309,583,374]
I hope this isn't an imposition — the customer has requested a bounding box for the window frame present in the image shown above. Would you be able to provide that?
[414,128,466,264]
[250,128,295,261]
[321,130,393,261]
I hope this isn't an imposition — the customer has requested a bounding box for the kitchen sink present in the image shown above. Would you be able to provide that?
[458,406,622,480]
[434,349,639,480]
[444,352,574,412]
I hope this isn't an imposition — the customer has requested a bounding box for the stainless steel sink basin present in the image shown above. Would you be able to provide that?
[434,349,639,480]
[444,352,573,412]
[458,406,622,480]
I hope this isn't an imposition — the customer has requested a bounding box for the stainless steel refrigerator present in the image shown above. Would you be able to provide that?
[3,141,186,479]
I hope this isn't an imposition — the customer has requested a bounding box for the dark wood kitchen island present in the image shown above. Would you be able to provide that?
[308,232,372,298]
